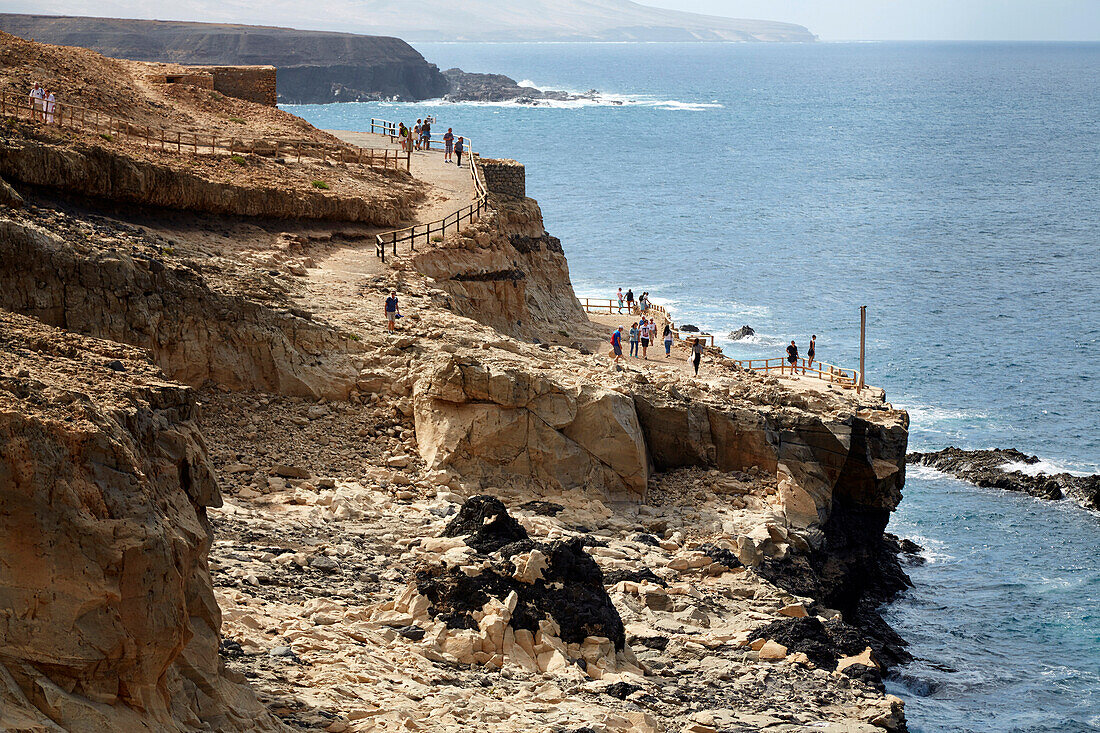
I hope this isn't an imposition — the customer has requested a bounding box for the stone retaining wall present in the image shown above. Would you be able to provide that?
[479,158,525,199]
[186,65,278,107]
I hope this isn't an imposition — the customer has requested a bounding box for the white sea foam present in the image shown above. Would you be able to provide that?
[1001,459,1095,477]
[376,91,722,111]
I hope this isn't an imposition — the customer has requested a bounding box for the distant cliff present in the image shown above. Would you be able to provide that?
[0,14,449,103]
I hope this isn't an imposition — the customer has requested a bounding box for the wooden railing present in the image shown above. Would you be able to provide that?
[732,356,881,397]
[579,298,716,346]
[373,119,487,262]
[2,92,410,171]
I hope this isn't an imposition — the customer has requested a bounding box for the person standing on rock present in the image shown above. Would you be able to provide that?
[628,322,640,358]
[691,338,704,375]
[444,128,454,162]
[663,324,673,358]
[786,339,799,375]
[385,291,401,332]
[610,326,623,365]
[806,334,816,374]
[617,287,624,313]
[454,137,465,167]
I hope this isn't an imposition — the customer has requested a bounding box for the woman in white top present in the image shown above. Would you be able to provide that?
[44,91,56,124]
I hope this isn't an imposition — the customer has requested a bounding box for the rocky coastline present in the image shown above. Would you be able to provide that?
[908,447,1100,510]
[0,32,913,732]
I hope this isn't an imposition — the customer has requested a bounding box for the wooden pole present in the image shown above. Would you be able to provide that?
[858,305,867,394]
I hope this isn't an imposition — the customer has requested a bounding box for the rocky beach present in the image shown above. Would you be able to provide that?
[0,32,912,732]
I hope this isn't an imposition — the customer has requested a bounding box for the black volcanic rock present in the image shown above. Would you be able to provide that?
[441,495,528,554]
[908,447,1100,510]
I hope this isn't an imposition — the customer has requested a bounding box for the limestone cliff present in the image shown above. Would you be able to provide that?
[0,311,283,732]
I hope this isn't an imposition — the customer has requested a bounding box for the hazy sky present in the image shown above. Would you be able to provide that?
[2,0,1099,41]
[652,0,1100,41]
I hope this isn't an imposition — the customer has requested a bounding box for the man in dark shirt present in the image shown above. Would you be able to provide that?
[385,291,400,332]
[786,340,799,375]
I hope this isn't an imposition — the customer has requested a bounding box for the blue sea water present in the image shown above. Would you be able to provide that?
[286,42,1100,732]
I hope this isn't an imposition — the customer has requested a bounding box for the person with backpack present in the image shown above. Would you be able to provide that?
[384,291,401,332]
[610,326,623,365]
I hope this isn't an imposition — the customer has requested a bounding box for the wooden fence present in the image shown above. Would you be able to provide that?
[2,92,410,171]
[732,356,880,397]
[373,119,487,262]
[579,298,717,346]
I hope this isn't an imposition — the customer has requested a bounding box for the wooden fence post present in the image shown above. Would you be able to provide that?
[858,305,866,393]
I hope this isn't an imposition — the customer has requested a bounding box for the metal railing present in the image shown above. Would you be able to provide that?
[2,92,410,171]
[373,118,487,262]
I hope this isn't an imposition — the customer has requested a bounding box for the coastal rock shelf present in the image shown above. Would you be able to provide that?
[908,447,1100,510]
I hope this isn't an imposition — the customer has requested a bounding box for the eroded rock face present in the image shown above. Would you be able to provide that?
[0,132,413,224]
[0,217,361,397]
[410,194,586,342]
[413,354,650,499]
[0,311,281,731]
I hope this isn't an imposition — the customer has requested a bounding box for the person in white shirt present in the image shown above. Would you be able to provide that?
[29,83,44,121]
[44,90,56,124]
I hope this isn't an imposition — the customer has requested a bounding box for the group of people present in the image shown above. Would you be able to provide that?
[397,118,466,165]
[624,317,670,360]
[28,82,58,124]
[785,335,817,373]
[616,287,651,315]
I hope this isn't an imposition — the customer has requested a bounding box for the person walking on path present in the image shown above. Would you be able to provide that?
[413,120,422,150]
[610,326,623,366]
[421,118,431,149]
[628,322,640,358]
[806,335,816,374]
[399,122,409,151]
[454,137,465,167]
[625,289,635,314]
[690,338,704,375]
[617,288,624,314]
[786,340,799,375]
[663,324,673,358]
[640,317,651,359]
[384,291,401,332]
[444,128,454,162]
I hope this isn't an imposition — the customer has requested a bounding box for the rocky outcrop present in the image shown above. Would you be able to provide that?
[413,354,650,500]
[908,446,1100,510]
[0,14,450,104]
[0,311,282,731]
[442,68,596,104]
[0,216,362,397]
[0,131,413,224]
[410,186,587,341]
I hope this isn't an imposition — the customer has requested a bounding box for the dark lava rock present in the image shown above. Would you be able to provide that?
[748,616,867,670]
[517,500,565,516]
[219,638,244,658]
[908,446,1100,509]
[842,662,884,690]
[416,534,625,650]
[603,681,641,700]
[728,325,756,340]
[696,542,742,569]
[754,502,913,670]
[442,495,529,553]
[396,625,426,641]
[629,533,662,547]
[634,636,669,651]
[679,324,700,333]
[602,567,667,587]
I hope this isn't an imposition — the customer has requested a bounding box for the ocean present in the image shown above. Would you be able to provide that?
[285,41,1100,732]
